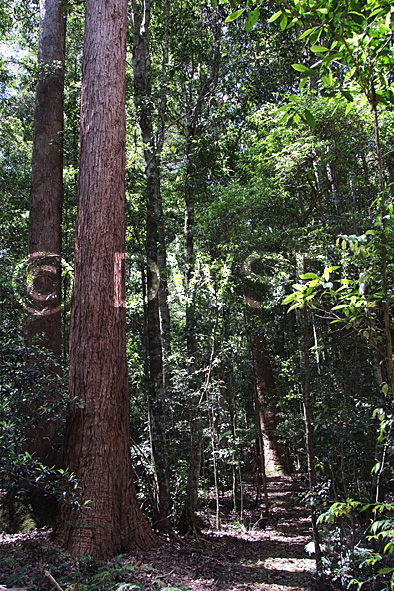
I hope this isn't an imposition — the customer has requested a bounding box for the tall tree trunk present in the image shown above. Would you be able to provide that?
[178,122,203,534]
[178,19,222,529]
[54,0,158,559]
[157,1,172,361]
[131,0,171,530]
[24,0,66,466]
[371,97,394,393]
[242,258,290,475]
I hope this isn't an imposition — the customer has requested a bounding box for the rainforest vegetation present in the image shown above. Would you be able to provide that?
[1,0,394,589]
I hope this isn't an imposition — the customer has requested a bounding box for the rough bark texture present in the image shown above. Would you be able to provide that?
[55,0,158,559]
[178,123,203,534]
[179,22,221,530]
[24,0,66,465]
[242,259,290,476]
[132,0,171,530]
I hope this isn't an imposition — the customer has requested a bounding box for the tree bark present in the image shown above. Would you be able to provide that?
[24,0,66,466]
[157,1,172,361]
[179,19,222,531]
[54,0,158,559]
[242,258,290,476]
[178,122,202,534]
[131,0,172,530]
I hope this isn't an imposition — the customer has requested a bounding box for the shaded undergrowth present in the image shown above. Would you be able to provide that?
[0,476,315,591]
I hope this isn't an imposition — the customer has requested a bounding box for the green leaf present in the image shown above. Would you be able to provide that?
[345,101,353,115]
[300,272,319,280]
[377,23,391,33]
[225,8,244,23]
[299,76,309,89]
[304,108,316,128]
[344,67,356,82]
[310,45,329,52]
[282,293,297,305]
[288,301,302,312]
[292,63,314,74]
[349,11,365,24]
[299,28,315,40]
[309,29,322,45]
[246,6,260,32]
[286,114,295,127]
[378,567,394,575]
[323,266,340,277]
[268,10,282,23]
[280,13,288,30]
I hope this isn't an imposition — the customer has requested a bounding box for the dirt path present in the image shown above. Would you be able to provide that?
[0,476,316,590]
[143,475,316,591]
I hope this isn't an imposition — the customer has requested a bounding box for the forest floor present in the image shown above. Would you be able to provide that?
[146,475,317,591]
[0,475,319,591]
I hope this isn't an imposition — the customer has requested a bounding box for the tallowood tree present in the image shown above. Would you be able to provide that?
[242,257,290,476]
[24,0,66,465]
[54,0,158,559]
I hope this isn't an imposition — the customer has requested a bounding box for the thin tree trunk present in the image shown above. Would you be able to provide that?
[24,0,66,466]
[131,0,171,530]
[226,365,241,513]
[157,1,172,362]
[371,98,394,393]
[209,404,221,531]
[254,401,270,517]
[370,98,393,506]
[179,21,222,528]
[178,120,202,534]
[302,304,323,579]
[55,0,158,559]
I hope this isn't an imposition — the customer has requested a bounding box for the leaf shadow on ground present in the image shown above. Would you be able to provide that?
[0,476,318,591]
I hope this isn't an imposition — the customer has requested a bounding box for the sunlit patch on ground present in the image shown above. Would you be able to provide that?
[0,476,316,591]
[260,556,316,573]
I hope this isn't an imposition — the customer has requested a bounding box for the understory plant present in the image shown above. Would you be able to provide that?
[283,214,394,587]
[316,410,394,589]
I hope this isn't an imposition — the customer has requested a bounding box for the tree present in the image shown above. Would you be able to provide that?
[54,0,158,559]
[131,0,172,530]
[23,0,66,465]
[176,4,222,533]
[242,257,290,476]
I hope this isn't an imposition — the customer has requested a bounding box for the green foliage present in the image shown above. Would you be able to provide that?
[1,1,394,588]
[224,0,394,110]
[278,0,394,109]
[281,206,394,361]
[0,250,86,526]
[0,545,188,591]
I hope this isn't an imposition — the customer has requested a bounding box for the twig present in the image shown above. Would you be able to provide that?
[45,571,64,591]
